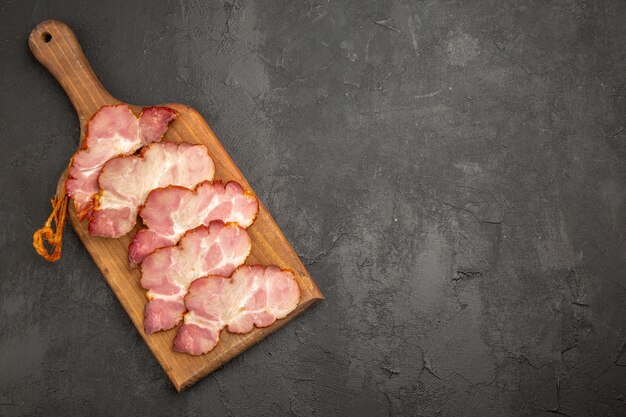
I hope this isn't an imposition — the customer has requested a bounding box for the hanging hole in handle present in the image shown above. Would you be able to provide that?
[41,32,52,43]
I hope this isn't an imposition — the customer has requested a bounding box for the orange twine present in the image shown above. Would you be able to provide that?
[33,189,69,262]
[33,190,69,262]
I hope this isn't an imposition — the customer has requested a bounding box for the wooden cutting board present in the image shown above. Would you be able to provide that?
[29,20,323,391]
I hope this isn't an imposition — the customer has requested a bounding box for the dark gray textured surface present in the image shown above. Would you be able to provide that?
[1,0,625,415]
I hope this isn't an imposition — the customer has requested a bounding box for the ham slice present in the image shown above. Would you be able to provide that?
[173,265,300,355]
[141,221,251,334]
[89,142,215,238]
[65,104,177,218]
[128,181,259,265]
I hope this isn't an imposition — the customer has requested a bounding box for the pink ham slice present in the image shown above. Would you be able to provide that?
[65,104,177,218]
[128,180,259,265]
[89,142,215,238]
[141,221,251,334]
[173,265,300,355]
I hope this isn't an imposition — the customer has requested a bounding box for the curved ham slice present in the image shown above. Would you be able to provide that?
[128,181,258,265]
[141,221,251,334]
[173,265,300,355]
[65,104,177,218]
[89,142,215,238]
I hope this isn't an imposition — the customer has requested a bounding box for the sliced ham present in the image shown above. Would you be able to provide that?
[89,142,215,238]
[128,180,258,265]
[173,265,300,355]
[65,104,177,218]
[141,221,251,334]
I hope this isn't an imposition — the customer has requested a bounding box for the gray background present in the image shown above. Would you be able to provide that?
[1,1,625,416]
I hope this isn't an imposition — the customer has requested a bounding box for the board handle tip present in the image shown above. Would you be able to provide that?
[29,20,66,48]
[28,20,78,64]
[29,19,116,120]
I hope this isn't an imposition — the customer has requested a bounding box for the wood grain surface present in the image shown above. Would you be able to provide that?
[29,20,323,391]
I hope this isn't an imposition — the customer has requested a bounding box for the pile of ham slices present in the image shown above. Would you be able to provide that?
[66,104,300,355]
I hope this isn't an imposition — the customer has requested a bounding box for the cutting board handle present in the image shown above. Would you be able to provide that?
[29,20,118,123]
